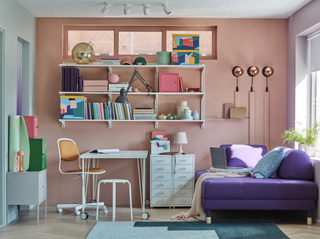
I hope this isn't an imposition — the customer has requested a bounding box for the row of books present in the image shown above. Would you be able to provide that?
[61,68,83,92]
[93,58,121,65]
[133,108,157,120]
[84,102,133,120]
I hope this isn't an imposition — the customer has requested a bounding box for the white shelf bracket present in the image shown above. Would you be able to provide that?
[155,94,158,116]
[201,121,204,129]
[155,120,158,128]
[107,120,112,128]
[61,120,65,128]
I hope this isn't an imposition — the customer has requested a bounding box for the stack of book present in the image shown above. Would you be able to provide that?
[93,58,120,65]
[133,108,157,120]
[61,68,83,92]
[108,83,132,92]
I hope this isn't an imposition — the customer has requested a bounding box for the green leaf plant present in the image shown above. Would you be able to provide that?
[282,122,320,147]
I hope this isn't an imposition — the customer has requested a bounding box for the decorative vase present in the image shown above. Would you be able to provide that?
[192,111,199,120]
[177,101,189,119]
[304,146,316,157]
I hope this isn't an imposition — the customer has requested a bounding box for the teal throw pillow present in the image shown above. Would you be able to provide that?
[253,149,284,179]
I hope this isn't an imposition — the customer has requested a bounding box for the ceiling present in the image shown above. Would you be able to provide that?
[16,0,312,18]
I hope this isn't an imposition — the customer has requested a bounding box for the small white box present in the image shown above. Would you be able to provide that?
[151,141,170,155]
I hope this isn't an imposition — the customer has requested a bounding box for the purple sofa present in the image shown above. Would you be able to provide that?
[196,144,318,224]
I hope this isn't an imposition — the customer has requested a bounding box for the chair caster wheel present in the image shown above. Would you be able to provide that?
[57,208,62,213]
[142,212,149,220]
[75,210,81,216]
[81,212,89,220]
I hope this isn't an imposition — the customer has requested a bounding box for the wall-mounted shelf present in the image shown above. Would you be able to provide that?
[59,63,205,129]
[59,119,205,129]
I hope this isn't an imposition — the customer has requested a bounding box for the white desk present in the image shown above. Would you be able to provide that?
[79,150,149,219]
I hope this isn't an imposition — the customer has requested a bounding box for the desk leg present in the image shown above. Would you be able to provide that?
[82,158,86,214]
[45,199,47,218]
[140,158,149,220]
[142,158,145,213]
[37,204,39,225]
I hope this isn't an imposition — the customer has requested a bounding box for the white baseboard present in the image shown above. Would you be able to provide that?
[7,212,17,224]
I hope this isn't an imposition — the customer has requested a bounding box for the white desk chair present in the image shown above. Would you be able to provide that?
[96,179,133,222]
[57,138,107,217]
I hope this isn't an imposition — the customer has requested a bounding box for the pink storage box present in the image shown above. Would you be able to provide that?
[159,73,179,92]
[83,80,108,92]
[23,116,38,138]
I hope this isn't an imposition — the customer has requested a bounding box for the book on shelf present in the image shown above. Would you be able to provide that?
[61,68,83,92]
[133,113,157,116]
[133,116,157,120]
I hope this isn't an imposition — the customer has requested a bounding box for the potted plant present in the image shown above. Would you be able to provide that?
[281,127,304,149]
[302,122,320,157]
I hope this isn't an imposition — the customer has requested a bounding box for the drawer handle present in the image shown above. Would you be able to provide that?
[178,176,186,179]
[156,200,164,204]
[156,183,164,187]
[179,160,186,162]
[156,192,164,196]
[180,199,187,203]
[178,184,186,187]
[157,167,164,171]
[156,176,164,179]
[179,167,186,171]
[156,160,164,162]
[180,191,187,195]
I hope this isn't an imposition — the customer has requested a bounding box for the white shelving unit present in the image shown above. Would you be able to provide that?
[59,63,205,128]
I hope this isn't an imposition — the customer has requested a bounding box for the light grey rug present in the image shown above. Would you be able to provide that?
[86,222,219,239]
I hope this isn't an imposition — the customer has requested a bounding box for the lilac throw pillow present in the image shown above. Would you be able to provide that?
[228,145,264,169]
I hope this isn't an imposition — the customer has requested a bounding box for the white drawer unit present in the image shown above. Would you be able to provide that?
[150,154,195,208]
[7,169,47,225]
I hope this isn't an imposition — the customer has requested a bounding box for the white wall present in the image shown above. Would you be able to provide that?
[287,0,320,225]
[0,0,36,226]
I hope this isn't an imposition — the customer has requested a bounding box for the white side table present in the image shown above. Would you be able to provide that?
[7,169,47,225]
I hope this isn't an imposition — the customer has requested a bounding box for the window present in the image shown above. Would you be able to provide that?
[68,30,114,56]
[63,25,217,60]
[307,31,320,153]
[118,31,162,55]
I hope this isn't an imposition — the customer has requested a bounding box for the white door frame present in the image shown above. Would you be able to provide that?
[0,27,6,227]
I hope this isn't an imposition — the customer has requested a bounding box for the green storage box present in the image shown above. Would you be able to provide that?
[27,138,47,171]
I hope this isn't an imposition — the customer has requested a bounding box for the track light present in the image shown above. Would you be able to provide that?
[162,3,171,15]
[124,4,130,15]
[143,4,149,15]
[101,2,110,15]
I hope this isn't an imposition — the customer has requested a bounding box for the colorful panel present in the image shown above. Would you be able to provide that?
[60,96,85,119]
[172,50,200,65]
[172,34,199,50]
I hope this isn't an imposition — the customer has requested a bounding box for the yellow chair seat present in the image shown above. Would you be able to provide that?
[66,167,105,173]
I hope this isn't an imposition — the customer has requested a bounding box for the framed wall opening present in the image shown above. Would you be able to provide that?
[0,28,5,228]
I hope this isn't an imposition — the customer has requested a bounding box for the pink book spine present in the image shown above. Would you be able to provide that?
[100,103,104,120]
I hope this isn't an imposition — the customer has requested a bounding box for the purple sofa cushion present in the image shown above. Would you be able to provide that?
[276,147,314,180]
[220,144,266,169]
[201,176,318,200]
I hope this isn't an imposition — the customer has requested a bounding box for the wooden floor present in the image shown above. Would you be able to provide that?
[0,205,320,239]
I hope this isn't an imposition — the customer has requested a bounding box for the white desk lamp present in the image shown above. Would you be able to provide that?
[174,132,188,155]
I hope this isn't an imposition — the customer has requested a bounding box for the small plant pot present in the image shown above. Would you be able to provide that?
[304,146,316,157]
[298,144,305,151]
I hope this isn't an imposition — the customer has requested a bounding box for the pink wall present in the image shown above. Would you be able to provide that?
[36,18,287,206]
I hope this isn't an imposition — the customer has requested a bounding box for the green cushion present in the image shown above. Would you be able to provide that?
[253,149,284,179]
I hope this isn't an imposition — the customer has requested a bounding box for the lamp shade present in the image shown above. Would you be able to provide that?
[115,88,129,104]
[173,132,188,144]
